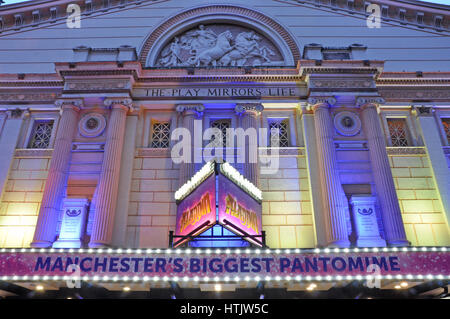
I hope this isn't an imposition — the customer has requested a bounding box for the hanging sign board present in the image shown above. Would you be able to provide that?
[174,162,263,247]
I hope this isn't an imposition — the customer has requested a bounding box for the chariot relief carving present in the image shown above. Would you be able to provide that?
[156,24,285,67]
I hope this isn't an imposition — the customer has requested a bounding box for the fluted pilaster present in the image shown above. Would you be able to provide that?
[312,100,350,247]
[89,98,130,247]
[176,104,204,187]
[236,103,263,186]
[31,100,82,247]
[360,101,409,246]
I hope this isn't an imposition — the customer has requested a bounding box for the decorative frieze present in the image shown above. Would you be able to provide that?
[310,79,375,90]
[380,89,450,101]
[14,148,53,158]
[135,148,171,158]
[0,93,57,102]
[385,147,427,156]
[65,80,131,91]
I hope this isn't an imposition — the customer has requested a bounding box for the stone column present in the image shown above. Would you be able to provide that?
[358,98,409,246]
[0,109,29,199]
[176,104,204,187]
[31,99,82,248]
[310,97,350,247]
[89,98,131,248]
[414,106,450,229]
[111,112,139,247]
[235,103,263,186]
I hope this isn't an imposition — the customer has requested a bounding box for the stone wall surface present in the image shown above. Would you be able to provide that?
[389,154,450,246]
[0,156,50,247]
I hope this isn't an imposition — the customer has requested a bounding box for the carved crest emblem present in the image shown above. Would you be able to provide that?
[66,209,81,217]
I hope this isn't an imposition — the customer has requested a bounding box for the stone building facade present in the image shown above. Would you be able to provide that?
[0,0,449,252]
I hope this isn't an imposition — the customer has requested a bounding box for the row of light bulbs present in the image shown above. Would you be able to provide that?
[174,161,215,201]
[1,274,448,282]
[220,162,263,201]
[0,246,447,254]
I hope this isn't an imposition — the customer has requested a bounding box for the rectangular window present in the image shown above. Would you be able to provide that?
[28,120,54,149]
[387,118,409,147]
[210,119,231,148]
[269,119,289,147]
[442,118,450,144]
[150,121,171,148]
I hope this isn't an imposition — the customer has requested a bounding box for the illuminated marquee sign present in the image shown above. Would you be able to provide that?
[174,162,263,247]
[0,248,448,281]
[175,173,216,245]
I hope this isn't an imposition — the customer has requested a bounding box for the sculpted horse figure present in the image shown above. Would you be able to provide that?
[188,31,233,67]
[219,31,261,66]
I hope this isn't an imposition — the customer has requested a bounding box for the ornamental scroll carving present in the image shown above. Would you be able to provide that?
[156,24,284,67]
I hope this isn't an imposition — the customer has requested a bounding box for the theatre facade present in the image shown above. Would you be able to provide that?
[0,0,449,298]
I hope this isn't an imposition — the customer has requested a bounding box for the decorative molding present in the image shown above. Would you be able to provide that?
[14,148,53,158]
[156,24,285,68]
[6,108,30,119]
[78,113,107,138]
[235,103,264,115]
[310,79,375,90]
[139,5,301,67]
[103,98,132,108]
[414,105,435,116]
[135,148,171,158]
[55,99,83,108]
[0,92,58,102]
[65,80,131,91]
[386,147,427,156]
[334,111,362,137]
[307,96,337,106]
[356,96,386,106]
[72,142,105,152]
[379,89,450,101]
[176,104,205,115]
[258,147,305,157]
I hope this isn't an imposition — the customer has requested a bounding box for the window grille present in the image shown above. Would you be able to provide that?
[387,118,409,147]
[150,122,171,148]
[210,119,231,148]
[28,121,54,149]
[269,120,289,147]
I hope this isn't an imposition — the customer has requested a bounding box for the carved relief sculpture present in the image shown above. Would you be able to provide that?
[157,24,284,67]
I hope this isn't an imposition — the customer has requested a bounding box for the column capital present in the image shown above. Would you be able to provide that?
[413,105,435,117]
[6,108,30,119]
[176,104,204,117]
[307,96,336,109]
[55,98,83,110]
[356,96,385,108]
[235,103,263,116]
[104,97,133,110]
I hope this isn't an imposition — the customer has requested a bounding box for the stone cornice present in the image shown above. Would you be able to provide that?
[0,0,447,36]
[282,0,449,33]
[0,0,168,35]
